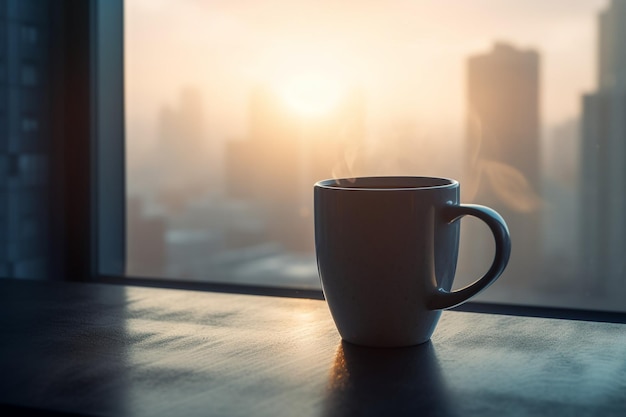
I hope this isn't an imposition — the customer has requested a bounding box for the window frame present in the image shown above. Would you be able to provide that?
[52,0,124,282]
[76,0,626,324]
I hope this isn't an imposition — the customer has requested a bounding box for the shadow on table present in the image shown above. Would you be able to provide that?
[322,340,454,417]
[0,280,130,416]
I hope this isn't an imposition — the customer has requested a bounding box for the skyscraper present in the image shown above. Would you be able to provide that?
[464,42,542,289]
[0,1,54,278]
[580,0,626,297]
[156,88,211,212]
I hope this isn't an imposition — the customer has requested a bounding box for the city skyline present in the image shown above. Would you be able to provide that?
[125,0,625,310]
[126,0,605,159]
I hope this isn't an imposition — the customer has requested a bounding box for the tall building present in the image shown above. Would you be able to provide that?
[463,42,542,288]
[581,0,626,297]
[0,1,54,279]
[156,88,211,213]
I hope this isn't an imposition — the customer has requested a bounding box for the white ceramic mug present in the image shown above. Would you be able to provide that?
[314,176,511,347]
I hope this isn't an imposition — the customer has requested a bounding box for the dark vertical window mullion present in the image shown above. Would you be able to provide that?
[56,0,95,281]
[49,0,125,282]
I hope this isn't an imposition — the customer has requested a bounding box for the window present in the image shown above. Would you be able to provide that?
[0,0,125,282]
[123,0,626,313]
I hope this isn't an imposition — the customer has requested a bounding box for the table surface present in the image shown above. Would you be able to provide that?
[0,279,625,417]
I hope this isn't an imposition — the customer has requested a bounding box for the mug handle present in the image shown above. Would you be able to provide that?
[427,203,511,310]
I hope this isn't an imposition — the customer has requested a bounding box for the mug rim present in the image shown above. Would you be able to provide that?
[315,176,459,191]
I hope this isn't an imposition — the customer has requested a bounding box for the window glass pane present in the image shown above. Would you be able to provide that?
[0,0,52,280]
[125,0,626,312]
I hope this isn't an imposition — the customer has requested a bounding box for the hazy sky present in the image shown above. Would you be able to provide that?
[125,0,608,150]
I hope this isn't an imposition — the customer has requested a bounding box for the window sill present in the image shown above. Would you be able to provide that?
[0,279,624,416]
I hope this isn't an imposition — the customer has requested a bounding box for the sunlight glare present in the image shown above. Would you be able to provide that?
[279,72,344,117]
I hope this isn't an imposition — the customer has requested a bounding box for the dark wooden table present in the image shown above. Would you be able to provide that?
[0,279,625,417]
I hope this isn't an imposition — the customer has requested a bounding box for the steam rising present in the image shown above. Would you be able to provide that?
[482,160,542,212]
[465,112,543,213]
[331,144,362,184]
[329,113,542,214]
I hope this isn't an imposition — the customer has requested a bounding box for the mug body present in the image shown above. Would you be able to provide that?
[314,176,460,347]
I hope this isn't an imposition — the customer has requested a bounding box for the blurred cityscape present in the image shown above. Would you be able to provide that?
[126,0,626,311]
[0,1,53,279]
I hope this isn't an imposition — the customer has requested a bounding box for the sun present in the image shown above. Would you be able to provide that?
[279,72,344,117]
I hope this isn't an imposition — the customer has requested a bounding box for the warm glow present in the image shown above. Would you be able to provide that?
[278,72,344,117]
